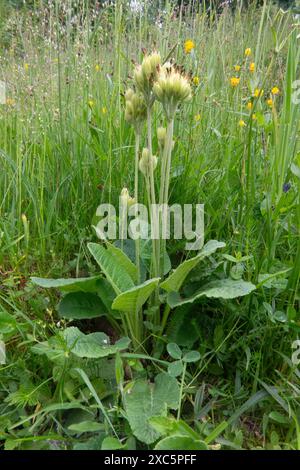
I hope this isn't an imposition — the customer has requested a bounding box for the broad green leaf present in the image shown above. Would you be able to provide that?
[96,278,116,312]
[167,343,182,360]
[140,239,171,275]
[124,373,180,445]
[182,350,201,363]
[0,310,17,334]
[155,435,208,450]
[64,327,130,358]
[149,416,200,440]
[258,273,288,289]
[101,437,125,450]
[112,278,160,312]
[73,437,103,450]
[167,279,256,308]
[58,292,106,319]
[160,240,226,293]
[168,360,183,377]
[106,241,138,282]
[88,243,134,293]
[31,276,101,293]
[68,421,104,433]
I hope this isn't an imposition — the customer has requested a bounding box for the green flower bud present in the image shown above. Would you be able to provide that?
[120,187,135,207]
[157,127,167,149]
[153,64,192,118]
[134,52,161,101]
[139,148,158,175]
[125,89,146,130]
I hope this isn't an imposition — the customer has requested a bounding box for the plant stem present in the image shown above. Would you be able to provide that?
[177,362,187,420]
[134,130,141,283]
[159,118,174,275]
[147,107,159,280]
[160,304,170,336]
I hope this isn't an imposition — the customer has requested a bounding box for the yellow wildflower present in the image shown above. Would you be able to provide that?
[88,100,94,108]
[95,64,101,72]
[267,98,273,107]
[271,86,279,95]
[6,98,15,106]
[254,88,264,98]
[252,113,257,120]
[102,106,107,114]
[193,76,200,86]
[234,65,241,72]
[245,48,251,56]
[194,113,201,122]
[246,101,253,110]
[184,39,195,54]
[230,77,240,87]
[249,62,255,73]
[238,119,246,128]
[24,63,29,71]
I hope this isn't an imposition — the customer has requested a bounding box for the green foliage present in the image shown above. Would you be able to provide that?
[0,0,299,453]
[124,373,180,444]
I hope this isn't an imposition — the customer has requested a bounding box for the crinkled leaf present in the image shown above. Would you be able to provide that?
[63,327,130,358]
[88,243,134,293]
[112,278,160,312]
[58,292,106,319]
[31,276,101,293]
[160,240,226,293]
[124,373,180,445]
[167,279,256,308]
[106,241,138,282]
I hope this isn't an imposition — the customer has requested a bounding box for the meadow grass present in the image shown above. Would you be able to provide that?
[0,1,299,450]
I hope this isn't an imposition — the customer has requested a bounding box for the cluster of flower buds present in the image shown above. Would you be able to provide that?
[120,187,136,207]
[125,88,147,130]
[134,52,161,101]
[153,63,192,119]
[139,148,158,176]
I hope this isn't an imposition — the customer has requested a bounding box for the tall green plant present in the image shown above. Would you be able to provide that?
[31,51,256,351]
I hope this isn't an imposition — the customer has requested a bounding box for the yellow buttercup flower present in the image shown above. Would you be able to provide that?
[234,65,241,72]
[249,62,255,73]
[102,106,107,114]
[194,113,201,122]
[24,63,29,71]
[271,86,279,95]
[6,98,16,106]
[193,76,200,86]
[230,77,240,87]
[95,64,101,72]
[238,119,246,127]
[254,88,264,98]
[246,101,253,110]
[245,48,251,56]
[252,113,257,120]
[267,98,273,107]
[88,100,95,108]
[184,39,195,54]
